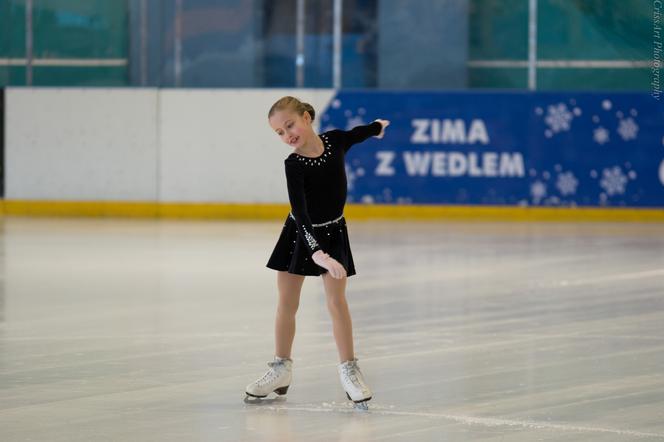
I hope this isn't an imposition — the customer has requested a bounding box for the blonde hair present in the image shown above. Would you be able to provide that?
[268,96,316,122]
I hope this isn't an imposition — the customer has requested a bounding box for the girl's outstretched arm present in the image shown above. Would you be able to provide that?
[343,119,390,152]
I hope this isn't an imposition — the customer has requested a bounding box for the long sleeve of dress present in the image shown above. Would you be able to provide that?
[285,160,323,256]
[343,121,383,152]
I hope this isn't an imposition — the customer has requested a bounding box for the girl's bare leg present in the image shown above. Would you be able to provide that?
[321,272,354,362]
[275,271,305,359]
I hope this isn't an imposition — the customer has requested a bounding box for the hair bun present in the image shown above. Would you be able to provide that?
[303,102,316,122]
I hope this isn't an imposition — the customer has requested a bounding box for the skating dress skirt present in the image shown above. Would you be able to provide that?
[266,212,356,277]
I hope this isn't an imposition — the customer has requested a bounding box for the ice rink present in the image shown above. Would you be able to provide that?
[0,216,663,441]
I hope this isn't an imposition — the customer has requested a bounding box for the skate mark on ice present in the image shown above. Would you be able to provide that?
[259,405,664,439]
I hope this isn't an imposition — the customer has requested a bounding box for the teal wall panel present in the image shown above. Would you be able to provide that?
[468,67,528,89]
[0,1,26,58]
[0,0,653,90]
[32,0,128,58]
[468,0,652,90]
[537,68,651,91]
[33,67,128,86]
[0,0,128,86]
[469,0,528,60]
[537,0,650,60]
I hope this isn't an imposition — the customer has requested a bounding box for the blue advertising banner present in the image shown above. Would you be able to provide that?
[319,92,664,208]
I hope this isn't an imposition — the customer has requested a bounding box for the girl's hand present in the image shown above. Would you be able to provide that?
[312,250,347,279]
[374,119,390,139]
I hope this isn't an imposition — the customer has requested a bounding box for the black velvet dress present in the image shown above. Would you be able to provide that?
[266,121,382,277]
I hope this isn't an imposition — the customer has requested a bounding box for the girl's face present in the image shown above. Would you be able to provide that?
[269,110,313,149]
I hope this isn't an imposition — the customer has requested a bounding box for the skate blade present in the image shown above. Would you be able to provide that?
[353,401,369,411]
[345,392,371,410]
[244,395,286,405]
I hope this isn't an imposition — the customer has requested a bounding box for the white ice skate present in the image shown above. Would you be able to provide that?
[245,357,292,401]
[338,358,372,410]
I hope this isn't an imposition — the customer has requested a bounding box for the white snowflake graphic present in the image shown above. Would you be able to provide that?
[345,115,366,130]
[530,180,547,203]
[544,103,574,134]
[617,117,639,141]
[593,127,610,145]
[599,166,628,196]
[556,172,579,196]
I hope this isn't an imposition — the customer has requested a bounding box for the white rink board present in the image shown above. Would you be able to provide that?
[5,88,159,201]
[158,89,335,203]
[5,88,335,203]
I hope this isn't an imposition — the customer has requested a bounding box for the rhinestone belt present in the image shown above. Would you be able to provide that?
[289,212,344,227]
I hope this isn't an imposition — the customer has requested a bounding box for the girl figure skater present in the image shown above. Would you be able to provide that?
[245,96,389,409]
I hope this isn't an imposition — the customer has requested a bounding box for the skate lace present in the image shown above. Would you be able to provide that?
[256,361,282,387]
[342,362,362,389]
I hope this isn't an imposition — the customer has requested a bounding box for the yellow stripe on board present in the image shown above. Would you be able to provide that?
[1,200,663,222]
